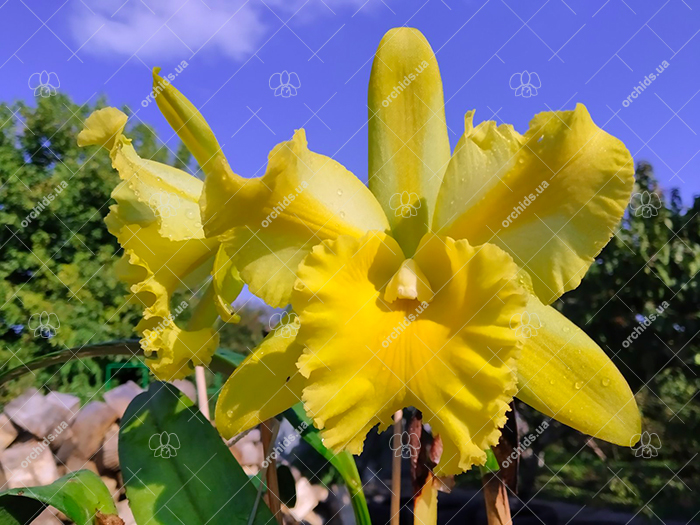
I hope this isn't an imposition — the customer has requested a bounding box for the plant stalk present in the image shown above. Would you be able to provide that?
[391,409,403,525]
[261,418,283,525]
[481,473,512,525]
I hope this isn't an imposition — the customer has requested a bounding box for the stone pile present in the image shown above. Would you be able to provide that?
[0,382,327,524]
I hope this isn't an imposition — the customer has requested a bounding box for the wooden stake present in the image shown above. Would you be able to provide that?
[261,419,283,525]
[390,410,403,525]
[481,473,512,525]
[194,366,210,420]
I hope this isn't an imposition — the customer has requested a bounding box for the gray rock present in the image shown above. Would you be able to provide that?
[117,499,136,525]
[0,440,59,488]
[4,389,73,441]
[103,381,143,418]
[171,380,196,402]
[57,402,118,461]
[0,413,19,451]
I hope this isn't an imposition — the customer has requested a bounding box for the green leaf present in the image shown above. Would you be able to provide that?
[283,404,370,525]
[0,470,120,525]
[119,382,274,525]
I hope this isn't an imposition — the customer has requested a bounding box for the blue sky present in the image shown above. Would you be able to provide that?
[1,0,699,199]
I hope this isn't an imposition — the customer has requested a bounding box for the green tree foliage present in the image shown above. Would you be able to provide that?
[0,95,175,401]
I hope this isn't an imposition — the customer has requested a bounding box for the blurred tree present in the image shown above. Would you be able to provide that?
[0,95,181,401]
[523,161,700,518]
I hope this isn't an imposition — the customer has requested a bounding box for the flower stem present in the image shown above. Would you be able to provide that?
[391,409,403,525]
[261,418,283,525]
[481,473,511,525]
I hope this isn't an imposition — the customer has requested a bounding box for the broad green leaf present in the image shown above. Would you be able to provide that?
[119,382,274,525]
[284,404,370,525]
[0,470,119,525]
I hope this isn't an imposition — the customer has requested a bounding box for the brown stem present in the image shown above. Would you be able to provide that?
[390,409,403,525]
[481,474,512,525]
[261,419,283,525]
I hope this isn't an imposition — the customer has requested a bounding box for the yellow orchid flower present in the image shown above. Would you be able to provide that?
[78,107,243,380]
[86,26,641,475]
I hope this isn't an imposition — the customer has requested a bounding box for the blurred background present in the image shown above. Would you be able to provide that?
[1,0,699,523]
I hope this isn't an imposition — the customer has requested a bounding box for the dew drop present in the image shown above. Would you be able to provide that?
[574,381,583,390]
[339,211,346,219]
[563,326,570,333]
[549,379,555,385]
[156,177,162,183]
[337,189,343,196]
[602,378,611,387]
[185,209,195,219]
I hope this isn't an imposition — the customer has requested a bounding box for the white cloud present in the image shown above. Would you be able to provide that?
[71,0,371,61]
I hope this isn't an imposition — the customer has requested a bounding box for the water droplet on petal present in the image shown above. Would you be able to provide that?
[337,189,343,196]
[602,378,611,387]
[574,381,583,390]
[549,379,555,385]
[339,211,346,218]
[185,209,195,219]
